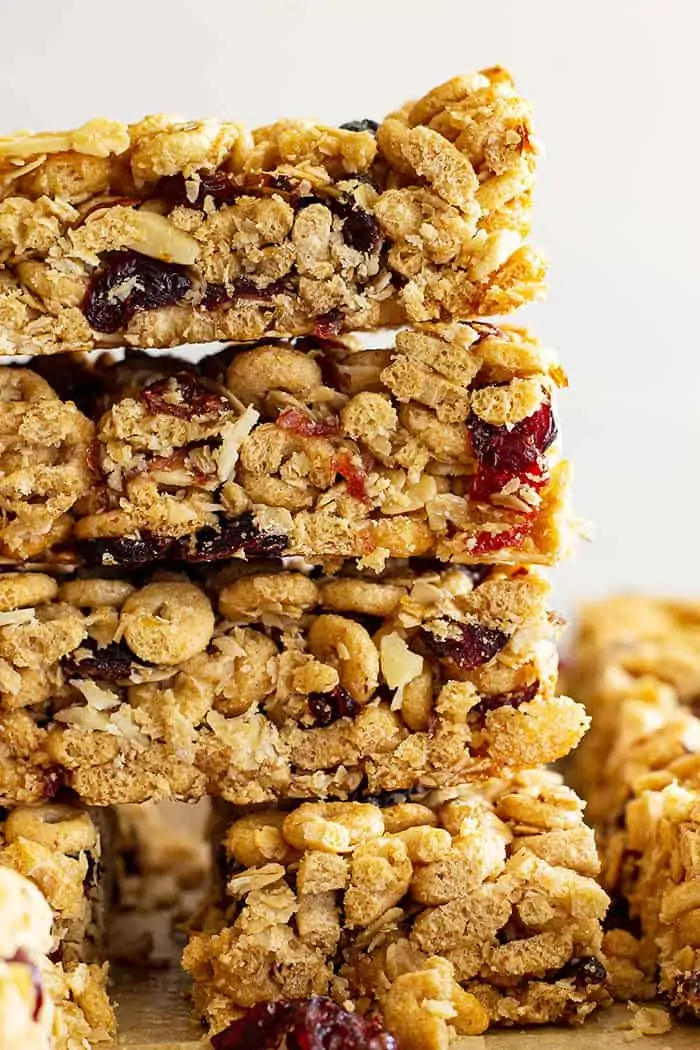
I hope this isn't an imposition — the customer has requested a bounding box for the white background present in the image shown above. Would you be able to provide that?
[1,0,698,612]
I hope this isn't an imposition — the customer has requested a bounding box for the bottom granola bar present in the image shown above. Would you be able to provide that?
[0,803,115,1046]
[183,770,610,1043]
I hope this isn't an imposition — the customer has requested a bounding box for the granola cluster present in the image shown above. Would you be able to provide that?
[0,564,587,806]
[3,320,568,569]
[183,770,610,1039]
[0,70,545,356]
[565,595,700,1017]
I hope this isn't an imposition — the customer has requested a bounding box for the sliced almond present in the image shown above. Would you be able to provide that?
[120,209,199,265]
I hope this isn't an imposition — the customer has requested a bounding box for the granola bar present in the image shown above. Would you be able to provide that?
[0,69,545,357]
[0,826,115,1049]
[564,595,700,1015]
[182,770,610,1041]
[2,320,569,569]
[0,564,587,806]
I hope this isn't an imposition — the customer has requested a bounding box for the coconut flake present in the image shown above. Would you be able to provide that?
[380,633,424,710]
[216,405,260,483]
[0,608,36,627]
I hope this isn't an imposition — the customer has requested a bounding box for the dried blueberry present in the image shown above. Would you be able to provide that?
[182,514,289,562]
[82,535,174,568]
[83,251,192,333]
[157,170,238,210]
[558,956,608,986]
[308,686,360,727]
[339,119,380,134]
[331,198,382,254]
[420,621,509,670]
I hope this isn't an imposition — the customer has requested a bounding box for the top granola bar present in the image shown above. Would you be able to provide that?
[0,68,545,355]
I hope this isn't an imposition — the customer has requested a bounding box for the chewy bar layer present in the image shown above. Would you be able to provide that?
[0,321,569,568]
[0,802,107,966]
[183,771,610,1041]
[564,595,700,826]
[0,68,545,357]
[564,595,700,1016]
[0,564,587,806]
[0,848,115,1049]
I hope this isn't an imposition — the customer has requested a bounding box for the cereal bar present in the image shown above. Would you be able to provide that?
[1,321,569,569]
[0,824,115,1048]
[0,564,587,805]
[183,770,610,1040]
[564,595,700,1016]
[0,69,545,356]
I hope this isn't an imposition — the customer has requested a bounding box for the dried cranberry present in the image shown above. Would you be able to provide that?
[62,641,135,681]
[8,950,44,1021]
[232,276,287,301]
[308,686,361,726]
[211,997,396,1050]
[276,409,341,438]
[471,462,548,504]
[201,283,231,309]
[42,767,64,800]
[333,451,369,503]
[314,309,345,339]
[157,169,238,210]
[471,680,540,718]
[669,971,700,1018]
[331,198,382,254]
[141,372,230,419]
[82,534,174,568]
[339,119,380,134]
[181,514,288,562]
[468,400,557,474]
[468,524,530,556]
[420,621,509,669]
[558,956,607,986]
[83,251,192,333]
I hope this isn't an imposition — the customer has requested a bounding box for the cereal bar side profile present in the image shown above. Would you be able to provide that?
[0,565,588,805]
[1,321,569,569]
[0,69,546,355]
[183,771,610,1041]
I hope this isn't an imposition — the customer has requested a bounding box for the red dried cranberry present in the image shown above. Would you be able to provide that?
[276,409,341,438]
[62,641,135,681]
[468,400,557,474]
[469,524,530,556]
[339,119,379,134]
[471,462,548,504]
[669,971,700,1018]
[83,251,192,333]
[308,686,361,726]
[181,514,288,562]
[200,277,288,310]
[141,372,230,419]
[331,198,382,254]
[558,956,607,986]
[211,997,396,1050]
[42,767,64,800]
[8,951,44,1021]
[470,680,540,718]
[333,451,369,503]
[201,283,230,309]
[157,170,238,210]
[420,621,509,669]
[314,309,345,339]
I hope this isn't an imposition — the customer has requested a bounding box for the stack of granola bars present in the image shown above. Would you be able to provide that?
[0,69,612,1046]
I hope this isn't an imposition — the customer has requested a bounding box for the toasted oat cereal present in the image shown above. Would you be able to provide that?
[0,69,545,356]
[0,563,586,805]
[183,770,610,1037]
